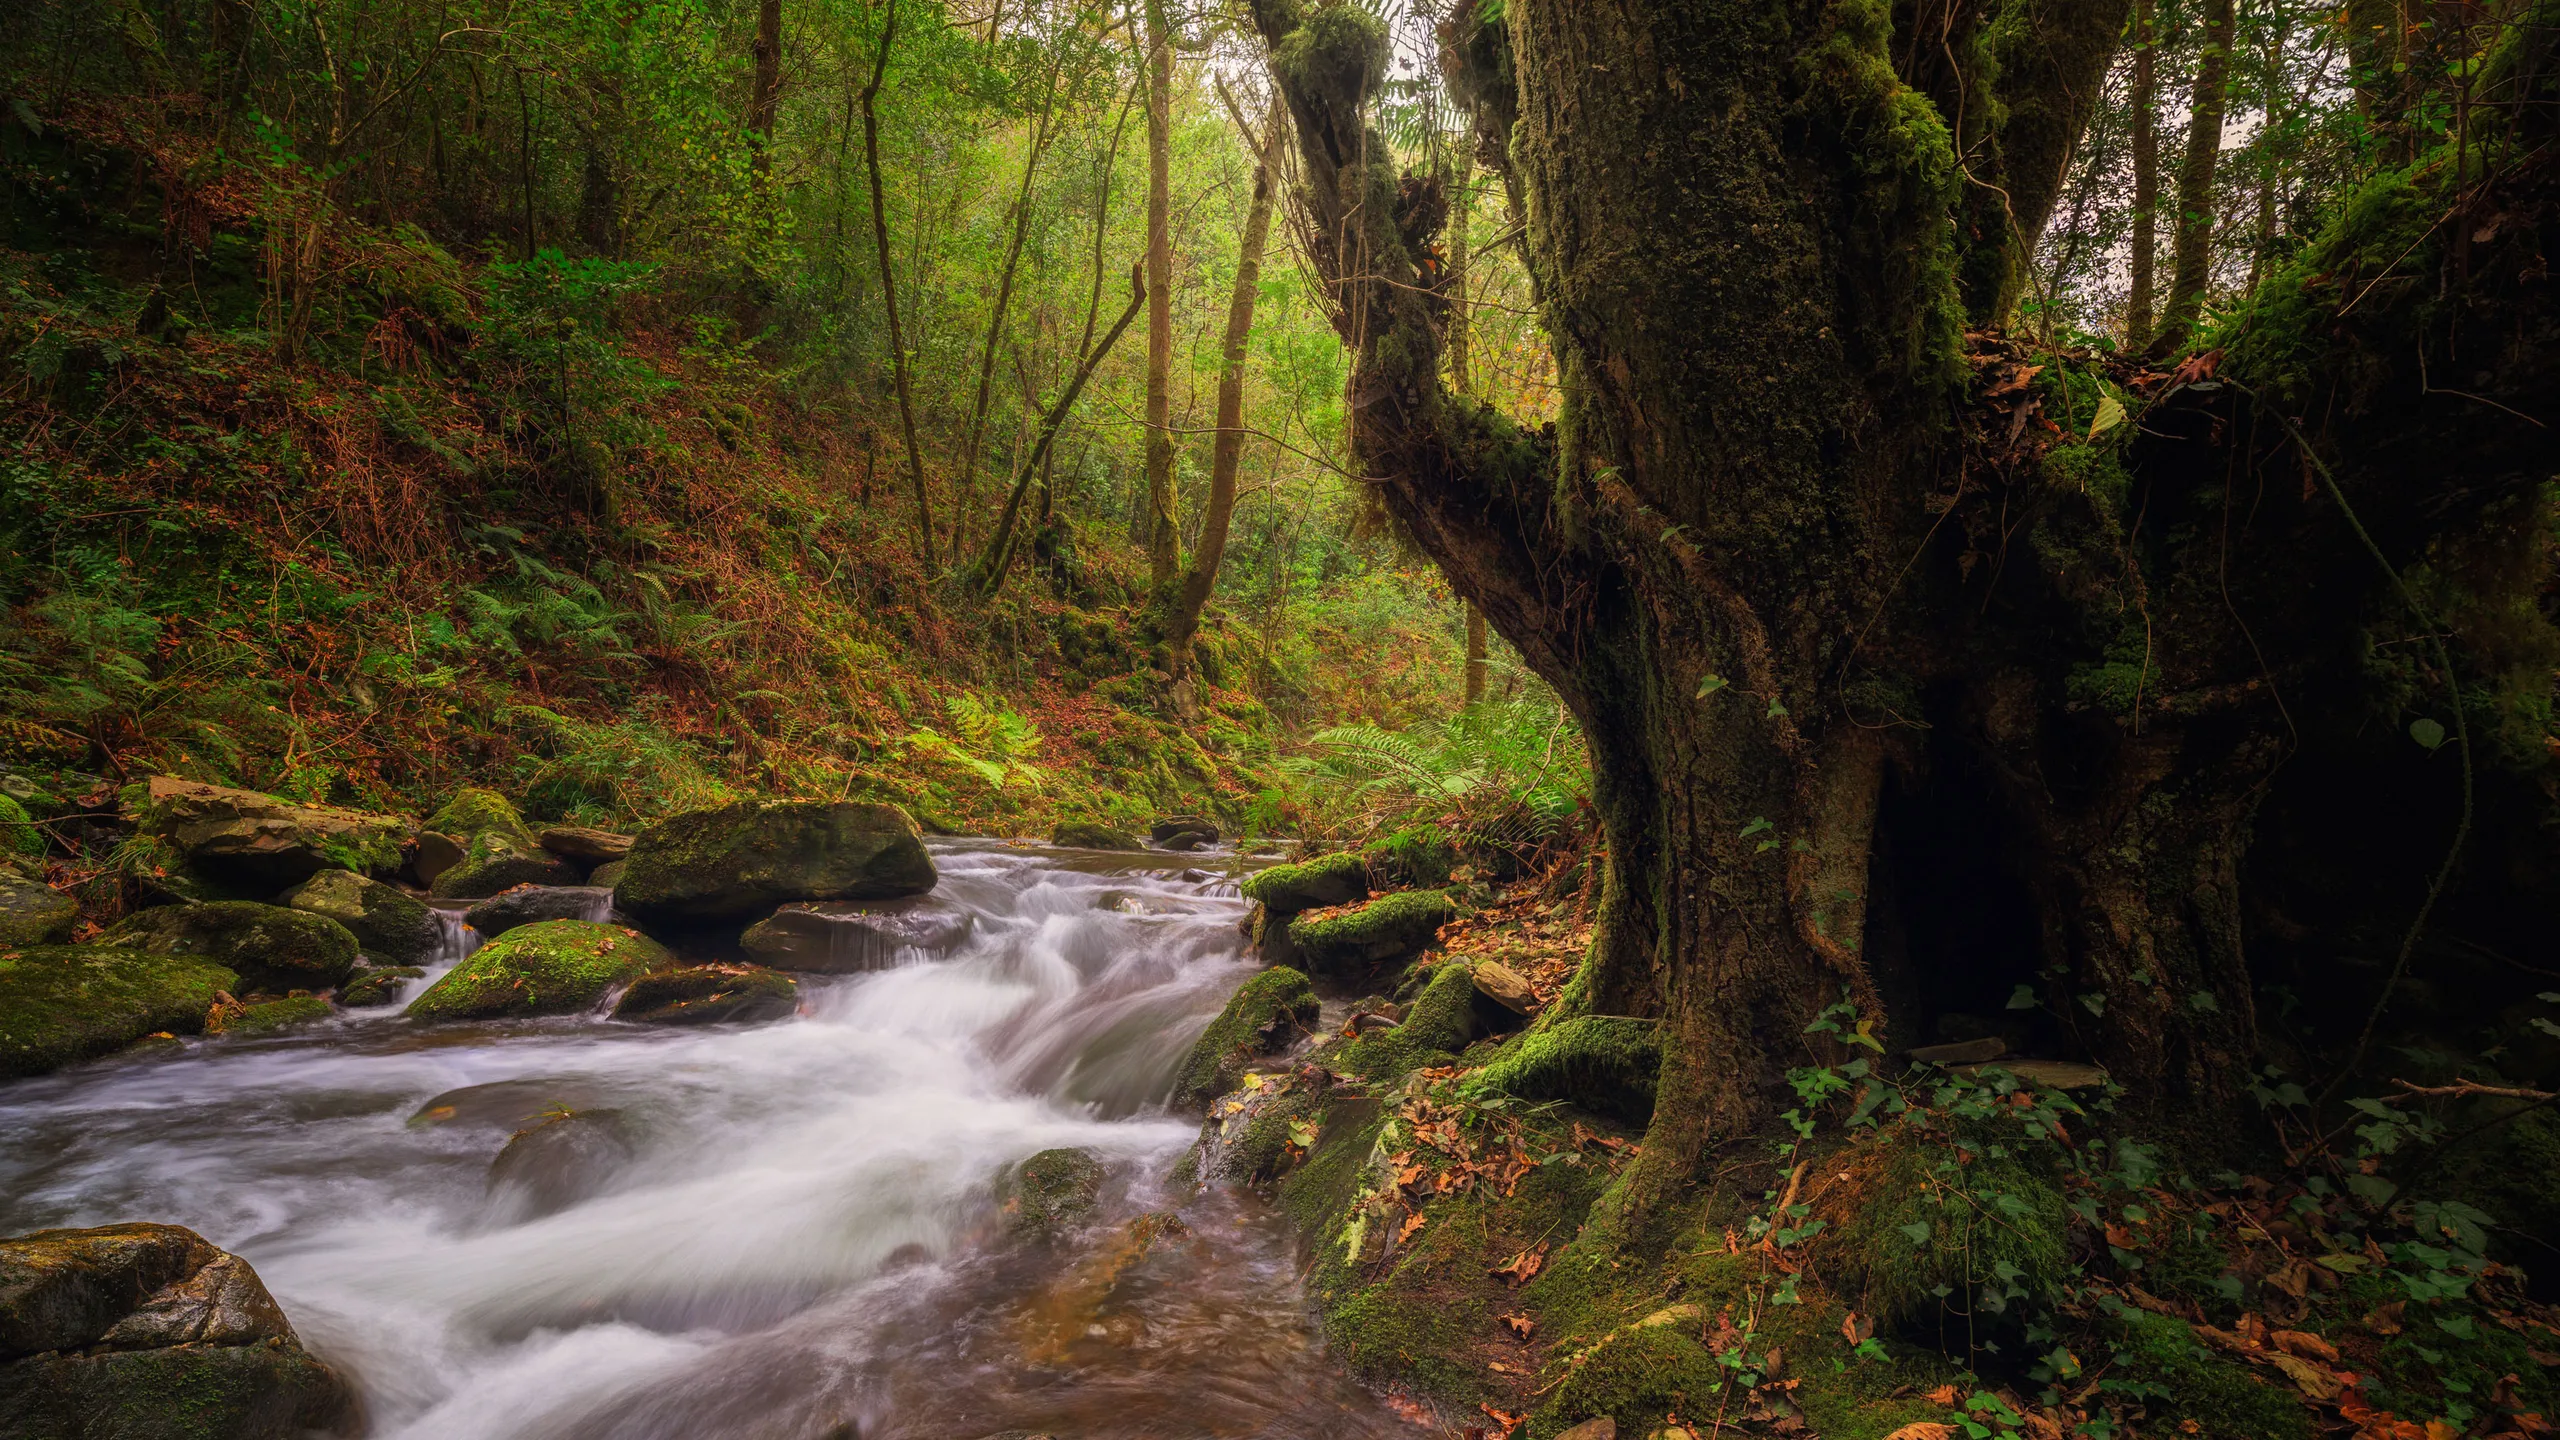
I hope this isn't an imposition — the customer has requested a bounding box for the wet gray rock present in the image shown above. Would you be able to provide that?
[464,885,619,940]
[484,1109,638,1223]
[610,964,799,1026]
[1049,819,1140,850]
[536,826,634,865]
[0,869,76,947]
[125,775,405,889]
[0,1222,354,1439]
[1149,814,1219,851]
[1000,1148,1105,1240]
[739,897,973,973]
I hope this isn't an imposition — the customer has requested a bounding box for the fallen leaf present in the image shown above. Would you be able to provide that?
[2272,1329,2339,1363]
[2366,1302,2406,1336]
[2267,1353,2345,1401]
[1489,1247,1545,1285]
[1924,1384,1962,1406]
[1502,1311,1537,1340]
[1881,1425,1954,1440]
[1478,1402,1525,1434]
[1397,1210,1426,1245]
[1841,1311,1874,1346]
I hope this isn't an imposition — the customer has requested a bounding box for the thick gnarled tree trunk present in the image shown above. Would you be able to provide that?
[1246,0,2277,1223]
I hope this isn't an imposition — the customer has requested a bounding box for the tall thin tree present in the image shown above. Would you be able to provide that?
[2154,0,2236,354]
[1140,0,1177,591]
[2127,0,2159,348]
[860,0,933,571]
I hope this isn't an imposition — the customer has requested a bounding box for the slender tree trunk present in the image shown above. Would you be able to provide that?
[1463,605,1487,705]
[860,0,934,572]
[973,266,1150,597]
[2243,10,2293,298]
[1160,100,1284,704]
[1445,156,1473,396]
[2128,0,2158,349]
[953,53,1066,559]
[1141,0,1178,593]
[2152,0,2235,356]
[749,0,783,174]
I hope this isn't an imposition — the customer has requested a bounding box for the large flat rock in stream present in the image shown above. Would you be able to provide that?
[128,776,406,890]
[613,800,937,924]
[0,1222,354,1439]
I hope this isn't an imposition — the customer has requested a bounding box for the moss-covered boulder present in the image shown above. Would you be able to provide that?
[0,871,76,947]
[0,946,236,1079]
[1330,960,1478,1080]
[426,787,534,842]
[1000,1147,1106,1239]
[337,966,422,1008]
[281,868,441,965]
[1150,814,1220,850]
[615,799,936,924]
[1174,967,1319,1108]
[0,1222,354,1440]
[127,775,405,889]
[610,964,799,1026]
[1287,889,1457,974]
[1050,819,1141,850]
[0,794,43,860]
[1461,1015,1663,1125]
[404,919,673,1022]
[1239,851,1368,914]
[464,885,615,939]
[428,831,579,900]
[97,902,359,994]
[585,858,628,889]
[217,995,334,1037]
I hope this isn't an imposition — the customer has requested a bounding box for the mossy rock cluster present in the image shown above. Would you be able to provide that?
[282,868,442,965]
[405,919,672,1022]
[610,963,798,1026]
[1001,1147,1106,1240]
[1174,966,1318,1108]
[97,902,359,993]
[614,798,936,923]
[425,789,579,899]
[127,775,405,889]
[0,945,236,1078]
[1288,889,1457,975]
[1460,1015,1662,1125]
[0,1222,354,1440]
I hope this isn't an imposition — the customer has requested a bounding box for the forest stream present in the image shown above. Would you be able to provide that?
[0,840,1407,1440]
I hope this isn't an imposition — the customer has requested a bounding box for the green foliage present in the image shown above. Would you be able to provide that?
[1459,1015,1661,1125]
[1287,696,1588,862]
[901,692,1045,791]
[0,794,41,859]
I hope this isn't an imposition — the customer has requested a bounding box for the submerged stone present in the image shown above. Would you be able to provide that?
[0,1222,354,1439]
[404,919,673,1022]
[0,945,237,1079]
[484,1109,638,1222]
[615,799,937,924]
[1002,1148,1106,1240]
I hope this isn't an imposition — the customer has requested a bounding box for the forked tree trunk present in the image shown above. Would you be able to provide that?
[1246,0,2265,1228]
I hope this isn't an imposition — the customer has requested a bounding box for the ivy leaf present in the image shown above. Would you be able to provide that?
[1899,1220,1933,1246]
[2410,717,2447,751]
[1767,697,1790,719]
[2006,983,2040,1010]
[1739,817,1773,839]
[1696,673,1728,699]
[2188,990,2221,1013]
[2079,992,2107,1016]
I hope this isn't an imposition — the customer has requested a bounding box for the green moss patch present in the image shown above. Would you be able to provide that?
[2108,1309,2313,1440]
[1332,961,1477,1081]
[1175,966,1318,1108]
[1460,1015,1662,1126]
[0,794,43,859]
[405,919,672,1022]
[97,901,361,993]
[282,868,442,965]
[1002,1147,1105,1239]
[426,787,535,843]
[0,945,236,1078]
[220,994,334,1036]
[0,872,78,947]
[1240,851,1368,913]
[1289,889,1458,974]
[1813,1127,2069,1333]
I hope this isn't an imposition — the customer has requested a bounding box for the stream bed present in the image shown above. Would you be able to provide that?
[0,839,1410,1439]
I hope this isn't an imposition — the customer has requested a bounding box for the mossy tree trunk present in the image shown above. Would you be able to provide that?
[1247,0,2278,1225]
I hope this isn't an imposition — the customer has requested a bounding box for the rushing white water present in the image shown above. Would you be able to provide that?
[0,840,1407,1439]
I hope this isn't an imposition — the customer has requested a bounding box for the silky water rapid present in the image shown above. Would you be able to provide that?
[0,840,1410,1439]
